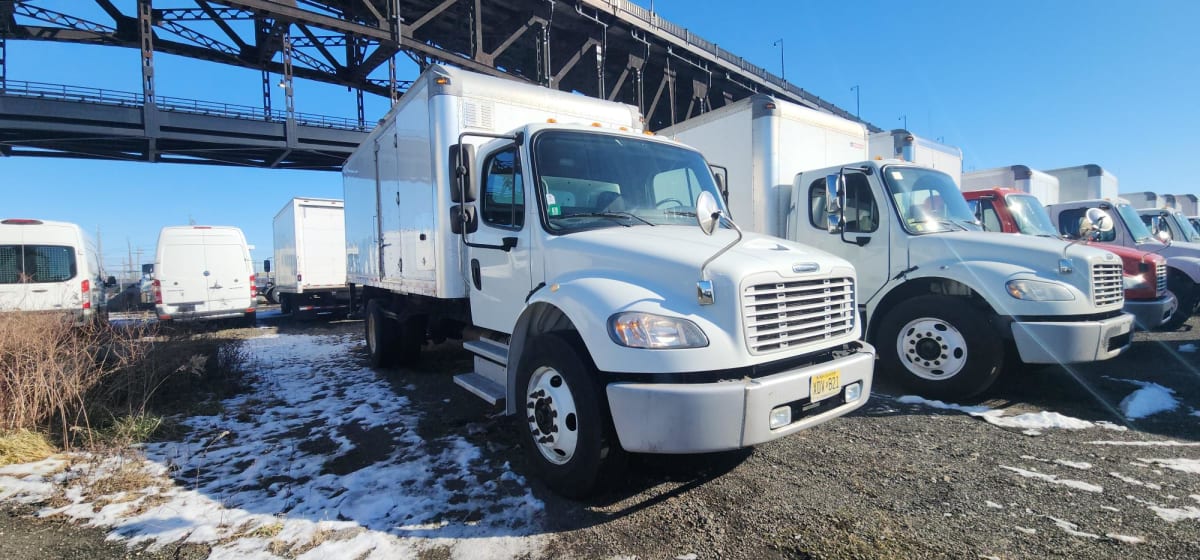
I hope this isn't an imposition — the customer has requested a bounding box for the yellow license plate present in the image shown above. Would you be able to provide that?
[810,370,841,402]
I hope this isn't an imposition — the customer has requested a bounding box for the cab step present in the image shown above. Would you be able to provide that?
[453,372,506,405]
[455,338,511,406]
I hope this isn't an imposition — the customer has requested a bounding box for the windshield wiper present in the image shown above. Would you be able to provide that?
[558,211,655,226]
[664,209,697,218]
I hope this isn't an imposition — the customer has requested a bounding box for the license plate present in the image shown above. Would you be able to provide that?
[810,370,841,402]
[177,304,195,313]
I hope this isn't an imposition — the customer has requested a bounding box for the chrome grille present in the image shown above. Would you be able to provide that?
[1156,263,1168,296]
[1092,263,1123,307]
[743,277,855,355]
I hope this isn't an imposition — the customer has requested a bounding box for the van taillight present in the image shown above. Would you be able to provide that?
[249,274,257,297]
[81,279,91,309]
[153,279,162,304]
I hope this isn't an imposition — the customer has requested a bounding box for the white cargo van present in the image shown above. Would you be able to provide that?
[272,198,349,317]
[153,226,256,325]
[0,218,113,324]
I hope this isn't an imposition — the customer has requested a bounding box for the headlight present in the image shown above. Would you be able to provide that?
[1123,274,1150,290]
[608,312,709,349]
[1005,279,1076,301]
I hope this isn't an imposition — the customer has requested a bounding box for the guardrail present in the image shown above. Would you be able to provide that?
[0,80,372,131]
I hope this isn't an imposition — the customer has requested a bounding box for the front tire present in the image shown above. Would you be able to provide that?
[1157,273,1196,331]
[516,332,624,499]
[876,295,1003,399]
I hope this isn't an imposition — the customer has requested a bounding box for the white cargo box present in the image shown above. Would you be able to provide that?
[1044,164,1118,203]
[273,197,347,293]
[961,165,1061,204]
[868,130,963,186]
[342,65,642,299]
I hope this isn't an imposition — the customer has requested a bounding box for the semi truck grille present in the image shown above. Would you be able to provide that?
[1092,263,1124,307]
[743,277,855,355]
[1157,263,1168,296]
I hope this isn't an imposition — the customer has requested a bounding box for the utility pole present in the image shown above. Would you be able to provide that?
[772,39,785,81]
[899,114,907,130]
[850,85,860,119]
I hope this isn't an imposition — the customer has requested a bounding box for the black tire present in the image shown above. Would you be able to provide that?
[242,311,256,328]
[1157,272,1197,331]
[365,299,398,368]
[279,293,293,315]
[875,295,1003,399]
[266,286,279,305]
[516,332,625,499]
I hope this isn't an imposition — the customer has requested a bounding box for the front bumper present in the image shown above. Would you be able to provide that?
[604,343,875,454]
[1125,292,1178,330]
[1011,312,1134,364]
[158,306,255,322]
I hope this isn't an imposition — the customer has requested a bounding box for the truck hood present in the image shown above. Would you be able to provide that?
[908,231,1121,275]
[544,226,853,288]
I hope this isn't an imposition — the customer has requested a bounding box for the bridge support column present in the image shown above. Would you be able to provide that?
[386,0,401,106]
[137,0,158,162]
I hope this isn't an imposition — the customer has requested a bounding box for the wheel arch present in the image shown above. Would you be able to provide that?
[867,276,997,345]
[506,302,584,416]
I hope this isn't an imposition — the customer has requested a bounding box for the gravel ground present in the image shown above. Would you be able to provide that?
[3,308,1198,559]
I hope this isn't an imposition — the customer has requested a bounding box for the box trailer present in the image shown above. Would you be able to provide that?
[344,65,875,498]
[662,95,1134,399]
[1044,164,1118,202]
[272,197,348,318]
[961,165,1061,204]
[868,130,963,186]
[1175,194,1198,216]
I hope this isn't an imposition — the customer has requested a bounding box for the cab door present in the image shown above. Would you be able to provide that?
[466,145,533,334]
[800,172,892,305]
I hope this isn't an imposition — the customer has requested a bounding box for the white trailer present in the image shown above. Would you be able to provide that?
[664,95,1134,399]
[343,65,875,498]
[272,197,348,318]
[659,94,867,236]
[1175,194,1199,216]
[1120,191,1159,209]
[868,130,963,186]
[961,165,1060,204]
[1044,164,1118,202]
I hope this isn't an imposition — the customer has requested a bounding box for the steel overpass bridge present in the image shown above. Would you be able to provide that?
[0,0,875,169]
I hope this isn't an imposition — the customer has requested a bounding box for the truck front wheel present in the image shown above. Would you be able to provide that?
[1158,272,1196,331]
[365,299,398,368]
[517,332,624,498]
[877,295,1002,399]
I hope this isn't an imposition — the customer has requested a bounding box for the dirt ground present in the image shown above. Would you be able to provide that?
[2,307,1198,559]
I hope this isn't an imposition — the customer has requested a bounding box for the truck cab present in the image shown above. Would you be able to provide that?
[964,188,1175,330]
[1046,199,1200,330]
[789,161,1133,398]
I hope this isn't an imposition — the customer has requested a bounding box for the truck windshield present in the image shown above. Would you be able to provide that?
[1006,194,1059,237]
[881,166,980,234]
[1168,212,1200,242]
[1116,204,1156,243]
[532,130,725,233]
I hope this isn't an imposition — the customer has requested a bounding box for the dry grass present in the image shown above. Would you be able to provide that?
[0,428,56,465]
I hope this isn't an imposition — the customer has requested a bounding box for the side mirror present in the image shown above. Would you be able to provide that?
[141,263,154,275]
[966,200,984,229]
[105,276,117,287]
[449,204,478,235]
[709,164,729,204]
[824,174,843,233]
[696,191,721,236]
[1084,208,1115,234]
[449,144,477,203]
[263,259,271,273]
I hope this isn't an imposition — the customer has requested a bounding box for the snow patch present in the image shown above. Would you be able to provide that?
[1178,343,1197,352]
[1109,471,1163,490]
[1054,460,1092,470]
[985,501,1003,509]
[896,395,1124,432]
[1135,458,1200,474]
[1149,505,1200,523]
[1046,516,1100,539]
[1112,380,1180,420]
[1087,440,1200,447]
[1014,526,1037,535]
[1001,466,1103,493]
[1105,533,1145,544]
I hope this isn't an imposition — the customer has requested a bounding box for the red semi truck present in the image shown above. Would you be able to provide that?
[964,188,1176,330]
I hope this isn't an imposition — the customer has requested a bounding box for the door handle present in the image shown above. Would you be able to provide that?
[471,259,482,290]
[31,289,48,293]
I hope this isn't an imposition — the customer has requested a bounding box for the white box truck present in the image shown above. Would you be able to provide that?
[0,218,114,324]
[343,65,876,498]
[868,130,963,186]
[661,96,1134,399]
[961,165,1061,205]
[1175,194,1198,216]
[272,197,349,318]
[153,225,257,325]
[1121,191,1159,209]
[1044,165,1118,202]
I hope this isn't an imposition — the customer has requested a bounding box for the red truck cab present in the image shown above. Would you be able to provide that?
[964,187,1176,330]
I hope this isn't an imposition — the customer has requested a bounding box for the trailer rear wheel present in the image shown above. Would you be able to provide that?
[877,295,1002,399]
[365,299,398,368]
[517,332,624,498]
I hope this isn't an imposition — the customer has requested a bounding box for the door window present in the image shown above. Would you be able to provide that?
[978,200,1003,232]
[808,175,879,232]
[481,147,524,229]
[0,245,76,283]
[1057,208,1116,242]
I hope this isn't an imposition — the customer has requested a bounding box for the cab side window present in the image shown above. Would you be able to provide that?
[480,148,524,229]
[808,175,878,232]
[1057,208,1115,242]
[978,199,1003,232]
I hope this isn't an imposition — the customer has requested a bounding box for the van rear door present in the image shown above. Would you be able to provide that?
[300,203,344,288]
[160,240,210,313]
[0,223,81,312]
[204,241,249,313]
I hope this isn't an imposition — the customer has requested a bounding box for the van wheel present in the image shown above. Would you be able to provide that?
[279,293,293,315]
[517,332,624,499]
[877,295,1002,399]
[242,312,256,328]
[365,300,398,368]
[1158,274,1196,331]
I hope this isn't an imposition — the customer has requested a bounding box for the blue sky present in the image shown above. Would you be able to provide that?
[3,0,1199,274]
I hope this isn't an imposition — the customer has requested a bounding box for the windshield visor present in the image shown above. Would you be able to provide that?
[882,166,980,234]
[532,131,726,233]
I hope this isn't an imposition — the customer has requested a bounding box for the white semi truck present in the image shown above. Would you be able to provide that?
[272,197,349,318]
[961,165,1061,205]
[662,96,1134,398]
[1044,165,1119,202]
[868,130,963,186]
[342,66,876,497]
